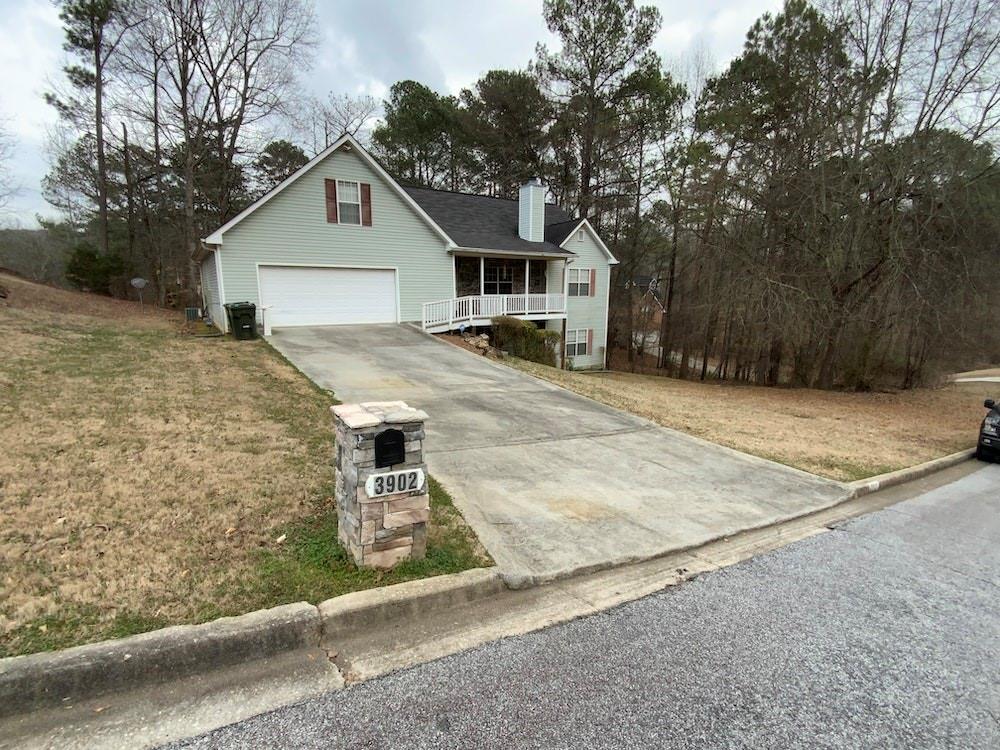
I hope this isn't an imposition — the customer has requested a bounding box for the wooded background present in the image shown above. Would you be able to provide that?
[2,0,998,390]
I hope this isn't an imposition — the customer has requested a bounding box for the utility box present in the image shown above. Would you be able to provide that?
[332,401,429,569]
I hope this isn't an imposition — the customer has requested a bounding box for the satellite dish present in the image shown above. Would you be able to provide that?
[130,277,148,306]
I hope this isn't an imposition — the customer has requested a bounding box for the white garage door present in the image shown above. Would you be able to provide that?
[259,266,398,328]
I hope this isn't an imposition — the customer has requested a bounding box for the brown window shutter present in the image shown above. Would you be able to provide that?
[325,179,338,223]
[587,329,593,355]
[360,183,372,226]
[589,269,596,296]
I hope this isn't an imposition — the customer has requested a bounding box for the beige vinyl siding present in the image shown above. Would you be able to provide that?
[546,259,565,295]
[564,227,611,369]
[200,253,224,331]
[216,147,452,323]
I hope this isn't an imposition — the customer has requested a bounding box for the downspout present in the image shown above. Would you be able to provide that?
[212,243,227,334]
[562,257,573,370]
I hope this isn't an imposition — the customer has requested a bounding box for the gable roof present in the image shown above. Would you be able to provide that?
[544,218,583,246]
[200,133,615,263]
[201,133,452,247]
[561,219,620,264]
[403,187,576,257]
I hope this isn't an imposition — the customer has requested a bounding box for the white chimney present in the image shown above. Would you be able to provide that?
[518,177,545,242]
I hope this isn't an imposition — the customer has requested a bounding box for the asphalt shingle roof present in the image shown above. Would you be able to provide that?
[403,186,582,256]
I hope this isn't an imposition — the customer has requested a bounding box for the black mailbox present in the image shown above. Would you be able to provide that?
[374,428,406,468]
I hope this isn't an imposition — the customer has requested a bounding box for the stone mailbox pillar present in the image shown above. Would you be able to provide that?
[332,401,429,569]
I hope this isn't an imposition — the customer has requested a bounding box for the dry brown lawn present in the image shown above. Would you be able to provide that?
[506,356,993,482]
[0,274,486,657]
[954,367,1000,379]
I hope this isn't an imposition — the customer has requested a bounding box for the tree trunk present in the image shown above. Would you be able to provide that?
[93,31,110,256]
[657,208,680,371]
[766,337,783,386]
[814,312,844,389]
[121,122,136,268]
[184,148,198,306]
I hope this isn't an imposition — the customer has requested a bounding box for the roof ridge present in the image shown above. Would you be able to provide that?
[401,183,564,208]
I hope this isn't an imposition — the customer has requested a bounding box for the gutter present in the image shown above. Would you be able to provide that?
[192,241,215,263]
[450,245,576,260]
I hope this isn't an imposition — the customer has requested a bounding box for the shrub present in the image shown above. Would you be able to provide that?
[65,242,126,295]
[490,315,561,367]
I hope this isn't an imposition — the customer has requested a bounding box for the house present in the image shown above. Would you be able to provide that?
[196,133,618,369]
[616,274,665,355]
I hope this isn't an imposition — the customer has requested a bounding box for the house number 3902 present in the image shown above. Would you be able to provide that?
[365,469,424,498]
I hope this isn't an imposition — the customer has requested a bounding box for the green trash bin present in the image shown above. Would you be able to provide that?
[224,302,258,340]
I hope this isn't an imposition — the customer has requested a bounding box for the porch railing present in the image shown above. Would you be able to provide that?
[422,293,566,331]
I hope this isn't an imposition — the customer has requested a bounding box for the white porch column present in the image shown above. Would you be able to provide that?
[524,258,529,299]
[480,256,485,295]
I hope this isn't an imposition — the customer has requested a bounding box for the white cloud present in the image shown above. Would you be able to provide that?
[707,0,783,59]
[0,0,61,139]
[0,0,64,225]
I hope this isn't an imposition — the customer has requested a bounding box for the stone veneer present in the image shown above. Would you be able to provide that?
[332,401,429,569]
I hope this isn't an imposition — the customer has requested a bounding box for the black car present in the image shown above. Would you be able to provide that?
[976,398,1000,461]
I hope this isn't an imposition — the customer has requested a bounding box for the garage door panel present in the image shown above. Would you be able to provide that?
[260,266,397,327]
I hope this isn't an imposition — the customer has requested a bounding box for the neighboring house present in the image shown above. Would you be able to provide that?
[197,133,618,369]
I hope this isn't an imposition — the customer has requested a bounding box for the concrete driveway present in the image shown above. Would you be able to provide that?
[270,324,848,585]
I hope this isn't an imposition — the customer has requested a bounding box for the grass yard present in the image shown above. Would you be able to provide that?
[0,274,488,658]
[505,356,994,482]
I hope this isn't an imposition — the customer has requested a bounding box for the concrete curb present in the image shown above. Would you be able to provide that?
[847,448,976,498]
[0,567,504,720]
[319,567,504,636]
[0,602,321,719]
[496,494,858,590]
[1,448,974,720]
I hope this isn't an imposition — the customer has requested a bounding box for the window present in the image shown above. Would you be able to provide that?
[337,180,361,225]
[568,268,591,296]
[325,179,372,225]
[484,258,515,295]
[566,329,589,357]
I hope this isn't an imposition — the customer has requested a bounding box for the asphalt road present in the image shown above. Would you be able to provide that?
[171,464,1000,749]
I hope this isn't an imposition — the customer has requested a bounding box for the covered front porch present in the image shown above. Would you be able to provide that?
[422,254,568,333]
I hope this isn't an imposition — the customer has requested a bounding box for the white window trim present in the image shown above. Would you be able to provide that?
[566,328,589,357]
[568,267,591,297]
[337,179,362,226]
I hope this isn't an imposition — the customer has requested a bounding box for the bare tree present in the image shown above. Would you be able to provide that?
[191,0,317,222]
[0,117,14,211]
[620,0,1000,389]
[295,93,379,154]
[45,0,316,303]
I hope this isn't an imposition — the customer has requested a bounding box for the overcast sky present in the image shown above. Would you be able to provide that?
[0,0,778,228]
